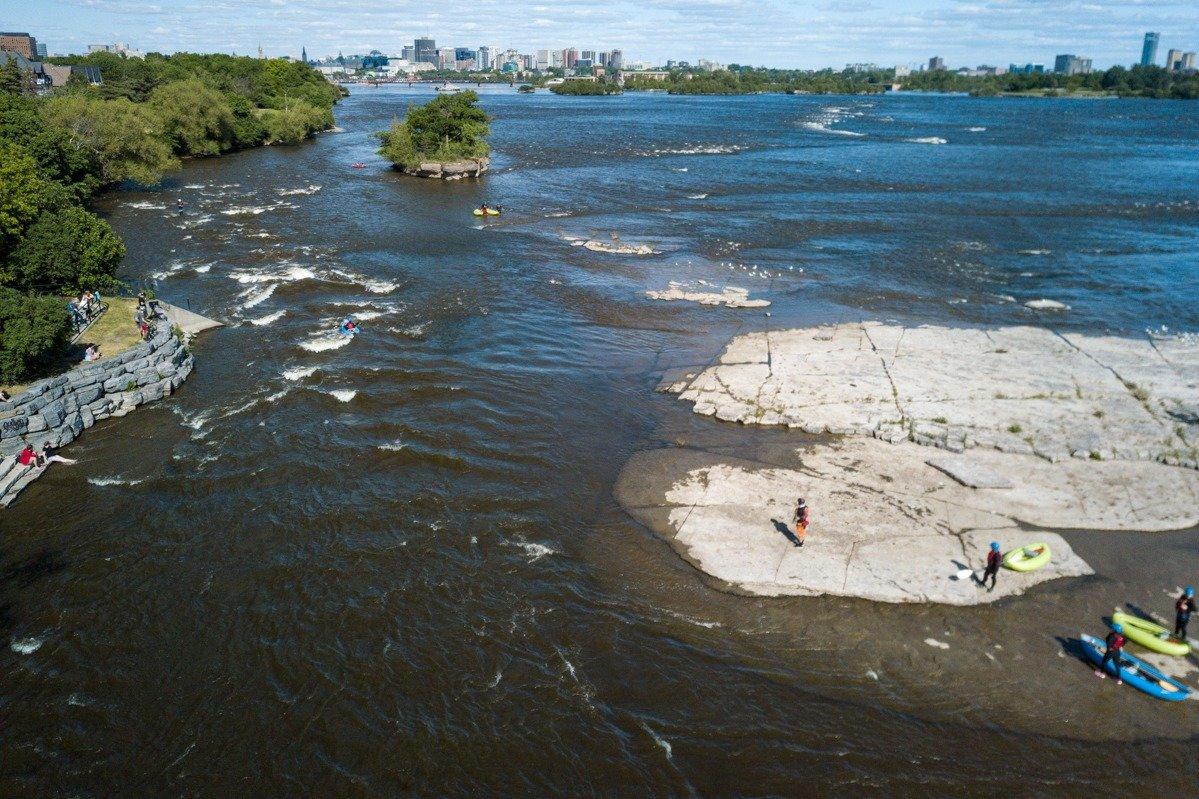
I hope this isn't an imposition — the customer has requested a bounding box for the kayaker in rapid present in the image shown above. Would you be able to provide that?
[338,316,359,336]
[479,204,490,215]
[1096,623,1125,685]
[980,541,1002,592]
[793,498,809,547]
[1176,586,1196,639]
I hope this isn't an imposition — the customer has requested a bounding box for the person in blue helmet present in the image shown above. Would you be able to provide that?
[1176,587,1196,639]
[1096,623,1125,685]
[980,541,1002,592]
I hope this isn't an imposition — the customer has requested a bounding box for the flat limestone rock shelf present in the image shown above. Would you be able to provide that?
[668,322,1199,468]
[616,439,1104,605]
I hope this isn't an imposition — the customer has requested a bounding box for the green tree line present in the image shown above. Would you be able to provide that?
[901,64,1199,99]
[0,52,343,384]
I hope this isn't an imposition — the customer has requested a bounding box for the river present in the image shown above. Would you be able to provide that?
[2,86,1197,795]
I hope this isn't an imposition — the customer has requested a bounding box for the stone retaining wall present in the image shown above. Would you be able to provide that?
[0,328,194,507]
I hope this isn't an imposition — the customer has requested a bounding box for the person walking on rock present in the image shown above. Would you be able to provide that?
[793,498,809,547]
[1096,623,1125,685]
[980,541,1002,592]
[1176,587,1196,639]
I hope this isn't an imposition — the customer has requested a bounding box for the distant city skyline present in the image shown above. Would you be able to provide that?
[4,0,1199,69]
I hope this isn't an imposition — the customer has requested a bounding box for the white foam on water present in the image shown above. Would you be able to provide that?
[194,264,212,273]
[264,389,290,403]
[378,441,407,451]
[512,541,557,562]
[967,126,987,132]
[183,183,205,189]
[239,283,278,309]
[230,265,315,284]
[125,200,166,210]
[866,669,880,680]
[663,609,721,629]
[641,722,673,759]
[687,193,709,199]
[277,184,322,196]
[87,476,145,487]
[924,638,951,650]
[326,389,357,402]
[300,332,353,352]
[802,120,865,137]
[282,365,319,381]
[219,397,261,418]
[907,136,948,144]
[11,637,43,655]
[178,214,213,229]
[249,309,286,326]
[389,321,430,339]
[1018,249,1052,256]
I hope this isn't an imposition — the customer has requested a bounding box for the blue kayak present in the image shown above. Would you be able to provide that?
[1081,633,1192,702]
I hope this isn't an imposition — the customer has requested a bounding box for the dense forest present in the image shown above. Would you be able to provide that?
[0,52,343,383]
[376,91,490,170]
[549,80,622,95]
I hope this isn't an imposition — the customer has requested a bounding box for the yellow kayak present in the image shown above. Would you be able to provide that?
[1111,611,1190,657]
[1002,543,1050,572]
[472,208,501,216]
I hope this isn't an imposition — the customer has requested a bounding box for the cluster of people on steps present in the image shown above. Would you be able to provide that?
[67,290,104,332]
[17,443,77,471]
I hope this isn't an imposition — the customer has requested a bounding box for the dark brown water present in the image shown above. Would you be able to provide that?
[3,87,1197,795]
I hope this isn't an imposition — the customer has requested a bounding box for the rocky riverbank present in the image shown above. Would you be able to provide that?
[616,322,1199,605]
[400,156,489,180]
[0,328,194,507]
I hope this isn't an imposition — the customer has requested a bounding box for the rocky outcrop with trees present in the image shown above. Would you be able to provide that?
[376,91,491,179]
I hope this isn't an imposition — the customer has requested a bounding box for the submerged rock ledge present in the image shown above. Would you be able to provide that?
[667,322,1198,468]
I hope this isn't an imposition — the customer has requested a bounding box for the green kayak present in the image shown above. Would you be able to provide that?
[1002,543,1050,572]
[1111,611,1190,657]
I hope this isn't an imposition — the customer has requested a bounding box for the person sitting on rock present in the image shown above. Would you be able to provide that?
[1176,587,1196,639]
[37,444,77,468]
[84,345,101,362]
[17,444,37,469]
[794,498,809,547]
[1097,623,1125,685]
[981,542,1002,592]
[0,390,10,402]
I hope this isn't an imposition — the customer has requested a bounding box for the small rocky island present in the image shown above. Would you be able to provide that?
[377,91,491,180]
[616,322,1199,605]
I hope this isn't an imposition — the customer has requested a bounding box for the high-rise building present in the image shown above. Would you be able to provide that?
[401,45,415,61]
[1053,54,1091,75]
[581,50,596,63]
[35,42,47,59]
[1165,48,1182,70]
[415,37,436,64]
[436,48,456,70]
[1184,52,1197,70]
[608,49,623,70]
[0,32,38,60]
[563,48,578,69]
[928,56,945,71]
[1141,32,1159,66]
[478,46,493,71]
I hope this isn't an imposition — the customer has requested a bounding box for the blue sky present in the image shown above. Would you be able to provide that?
[3,0,1197,68]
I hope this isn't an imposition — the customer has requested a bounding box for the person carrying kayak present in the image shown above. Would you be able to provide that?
[793,498,809,547]
[1096,623,1125,685]
[980,541,1002,592]
[1176,586,1196,639]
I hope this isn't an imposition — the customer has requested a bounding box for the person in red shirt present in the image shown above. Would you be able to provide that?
[1096,624,1125,685]
[981,541,1002,592]
[793,498,809,547]
[17,444,37,467]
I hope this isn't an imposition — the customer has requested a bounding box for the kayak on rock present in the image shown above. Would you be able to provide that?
[1110,612,1191,657]
[1080,633,1191,702]
[1002,543,1051,572]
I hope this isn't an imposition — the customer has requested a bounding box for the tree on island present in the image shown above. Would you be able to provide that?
[549,80,622,96]
[377,91,490,171]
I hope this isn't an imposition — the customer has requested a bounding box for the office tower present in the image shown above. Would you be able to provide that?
[1141,32,1159,66]
[415,37,436,64]
[478,46,493,70]
[0,32,37,60]
[401,45,415,61]
[928,56,945,71]
[35,42,47,59]
[1184,52,1197,70]
[608,49,623,70]
[1054,54,1091,75]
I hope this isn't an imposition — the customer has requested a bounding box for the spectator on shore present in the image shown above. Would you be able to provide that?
[84,344,102,362]
[17,444,37,468]
[38,444,77,467]
[139,319,151,339]
[0,390,10,402]
[980,541,1002,592]
[68,299,87,328]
